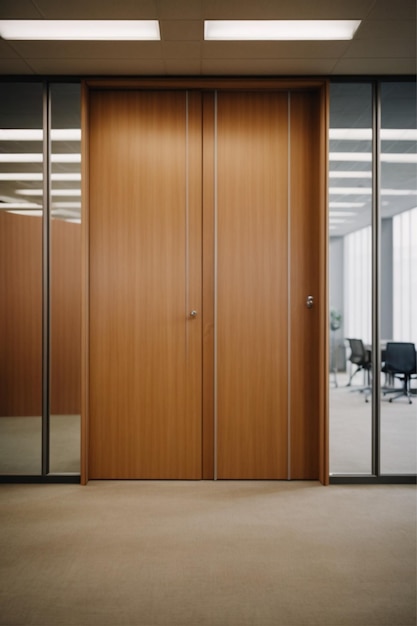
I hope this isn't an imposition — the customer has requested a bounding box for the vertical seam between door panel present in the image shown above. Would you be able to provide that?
[287,91,291,481]
[185,92,190,358]
[214,91,218,480]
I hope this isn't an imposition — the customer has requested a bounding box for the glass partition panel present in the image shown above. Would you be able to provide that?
[329,83,373,475]
[380,82,417,474]
[0,83,43,474]
[49,83,81,474]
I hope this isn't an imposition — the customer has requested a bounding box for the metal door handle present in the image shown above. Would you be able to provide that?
[189,310,198,318]
[306,295,314,309]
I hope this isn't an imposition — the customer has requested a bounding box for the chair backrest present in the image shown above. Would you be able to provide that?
[347,338,367,365]
[384,342,417,376]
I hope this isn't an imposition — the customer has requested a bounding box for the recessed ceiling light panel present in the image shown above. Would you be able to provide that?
[204,20,361,41]
[0,20,160,41]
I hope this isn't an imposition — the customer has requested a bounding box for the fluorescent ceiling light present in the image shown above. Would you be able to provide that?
[204,20,361,40]
[0,20,160,41]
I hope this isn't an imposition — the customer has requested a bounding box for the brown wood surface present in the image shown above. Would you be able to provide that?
[50,219,81,415]
[289,91,321,479]
[0,214,81,418]
[202,92,215,479]
[0,213,42,417]
[83,81,328,483]
[215,92,289,479]
[88,90,202,478]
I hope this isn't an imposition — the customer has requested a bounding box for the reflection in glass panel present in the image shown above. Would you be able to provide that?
[329,83,373,475]
[49,83,81,473]
[0,83,43,474]
[380,82,417,474]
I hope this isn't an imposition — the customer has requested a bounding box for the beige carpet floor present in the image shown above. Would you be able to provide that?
[0,480,416,626]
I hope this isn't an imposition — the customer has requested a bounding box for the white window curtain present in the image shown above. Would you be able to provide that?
[393,207,417,345]
[344,226,372,345]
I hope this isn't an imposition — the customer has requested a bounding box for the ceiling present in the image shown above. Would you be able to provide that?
[0,0,415,76]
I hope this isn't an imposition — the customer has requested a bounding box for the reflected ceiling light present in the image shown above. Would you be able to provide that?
[329,218,352,223]
[329,202,365,208]
[330,129,417,141]
[330,152,417,163]
[204,20,361,40]
[51,202,81,209]
[0,129,81,141]
[0,173,81,181]
[381,153,417,163]
[329,187,372,194]
[0,173,43,181]
[330,187,417,195]
[329,171,372,178]
[0,153,80,163]
[16,189,81,196]
[381,189,417,195]
[330,153,371,162]
[8,210,43,217]
[0,202,42,209]
[329,211,357,217]
[0,20,160,40]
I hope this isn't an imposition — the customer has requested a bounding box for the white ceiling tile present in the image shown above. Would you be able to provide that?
[0,58,35,73]
[33,0,158,19]
[366,0,416,20]
[9,41,163,60]
[164,59,202,74]
[344,39,416,59]
[202,41,350,60]
[203,0,375,19]
[161,41,201,59]
[0,0,42,18]
[0,40,21,59]
[201,57,337,75]
[356,19,416,39]
[156,0,203,20]
[25,57,166,75]
[160,20,202,41]
[333,57,417,75]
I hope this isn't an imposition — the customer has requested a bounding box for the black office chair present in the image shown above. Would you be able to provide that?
[346,338,372,386]
[382,342,417,404]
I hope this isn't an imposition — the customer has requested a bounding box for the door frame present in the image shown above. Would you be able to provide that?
[81,78,329,485]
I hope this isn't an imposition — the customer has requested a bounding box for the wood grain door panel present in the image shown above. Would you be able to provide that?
[88,91,202,479]
[215,92,289,479]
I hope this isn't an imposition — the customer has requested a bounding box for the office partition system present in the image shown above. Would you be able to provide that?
[0,81,81,480]
[329,80,417,483]
[0,77,415,483]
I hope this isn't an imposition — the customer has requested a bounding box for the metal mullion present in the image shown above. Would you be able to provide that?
[41,81,51,476]
[371,81,381,477]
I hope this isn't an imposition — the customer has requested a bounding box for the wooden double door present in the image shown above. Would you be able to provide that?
[84,83,327,482]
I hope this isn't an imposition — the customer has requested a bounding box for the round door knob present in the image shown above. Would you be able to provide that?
[190,310,198,318]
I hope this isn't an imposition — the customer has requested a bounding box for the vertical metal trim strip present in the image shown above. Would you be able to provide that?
[287,92,292,481]
[185,91,190,355]
[41,81,51,476]
[213,91,218,480]
[372,81,381,476]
